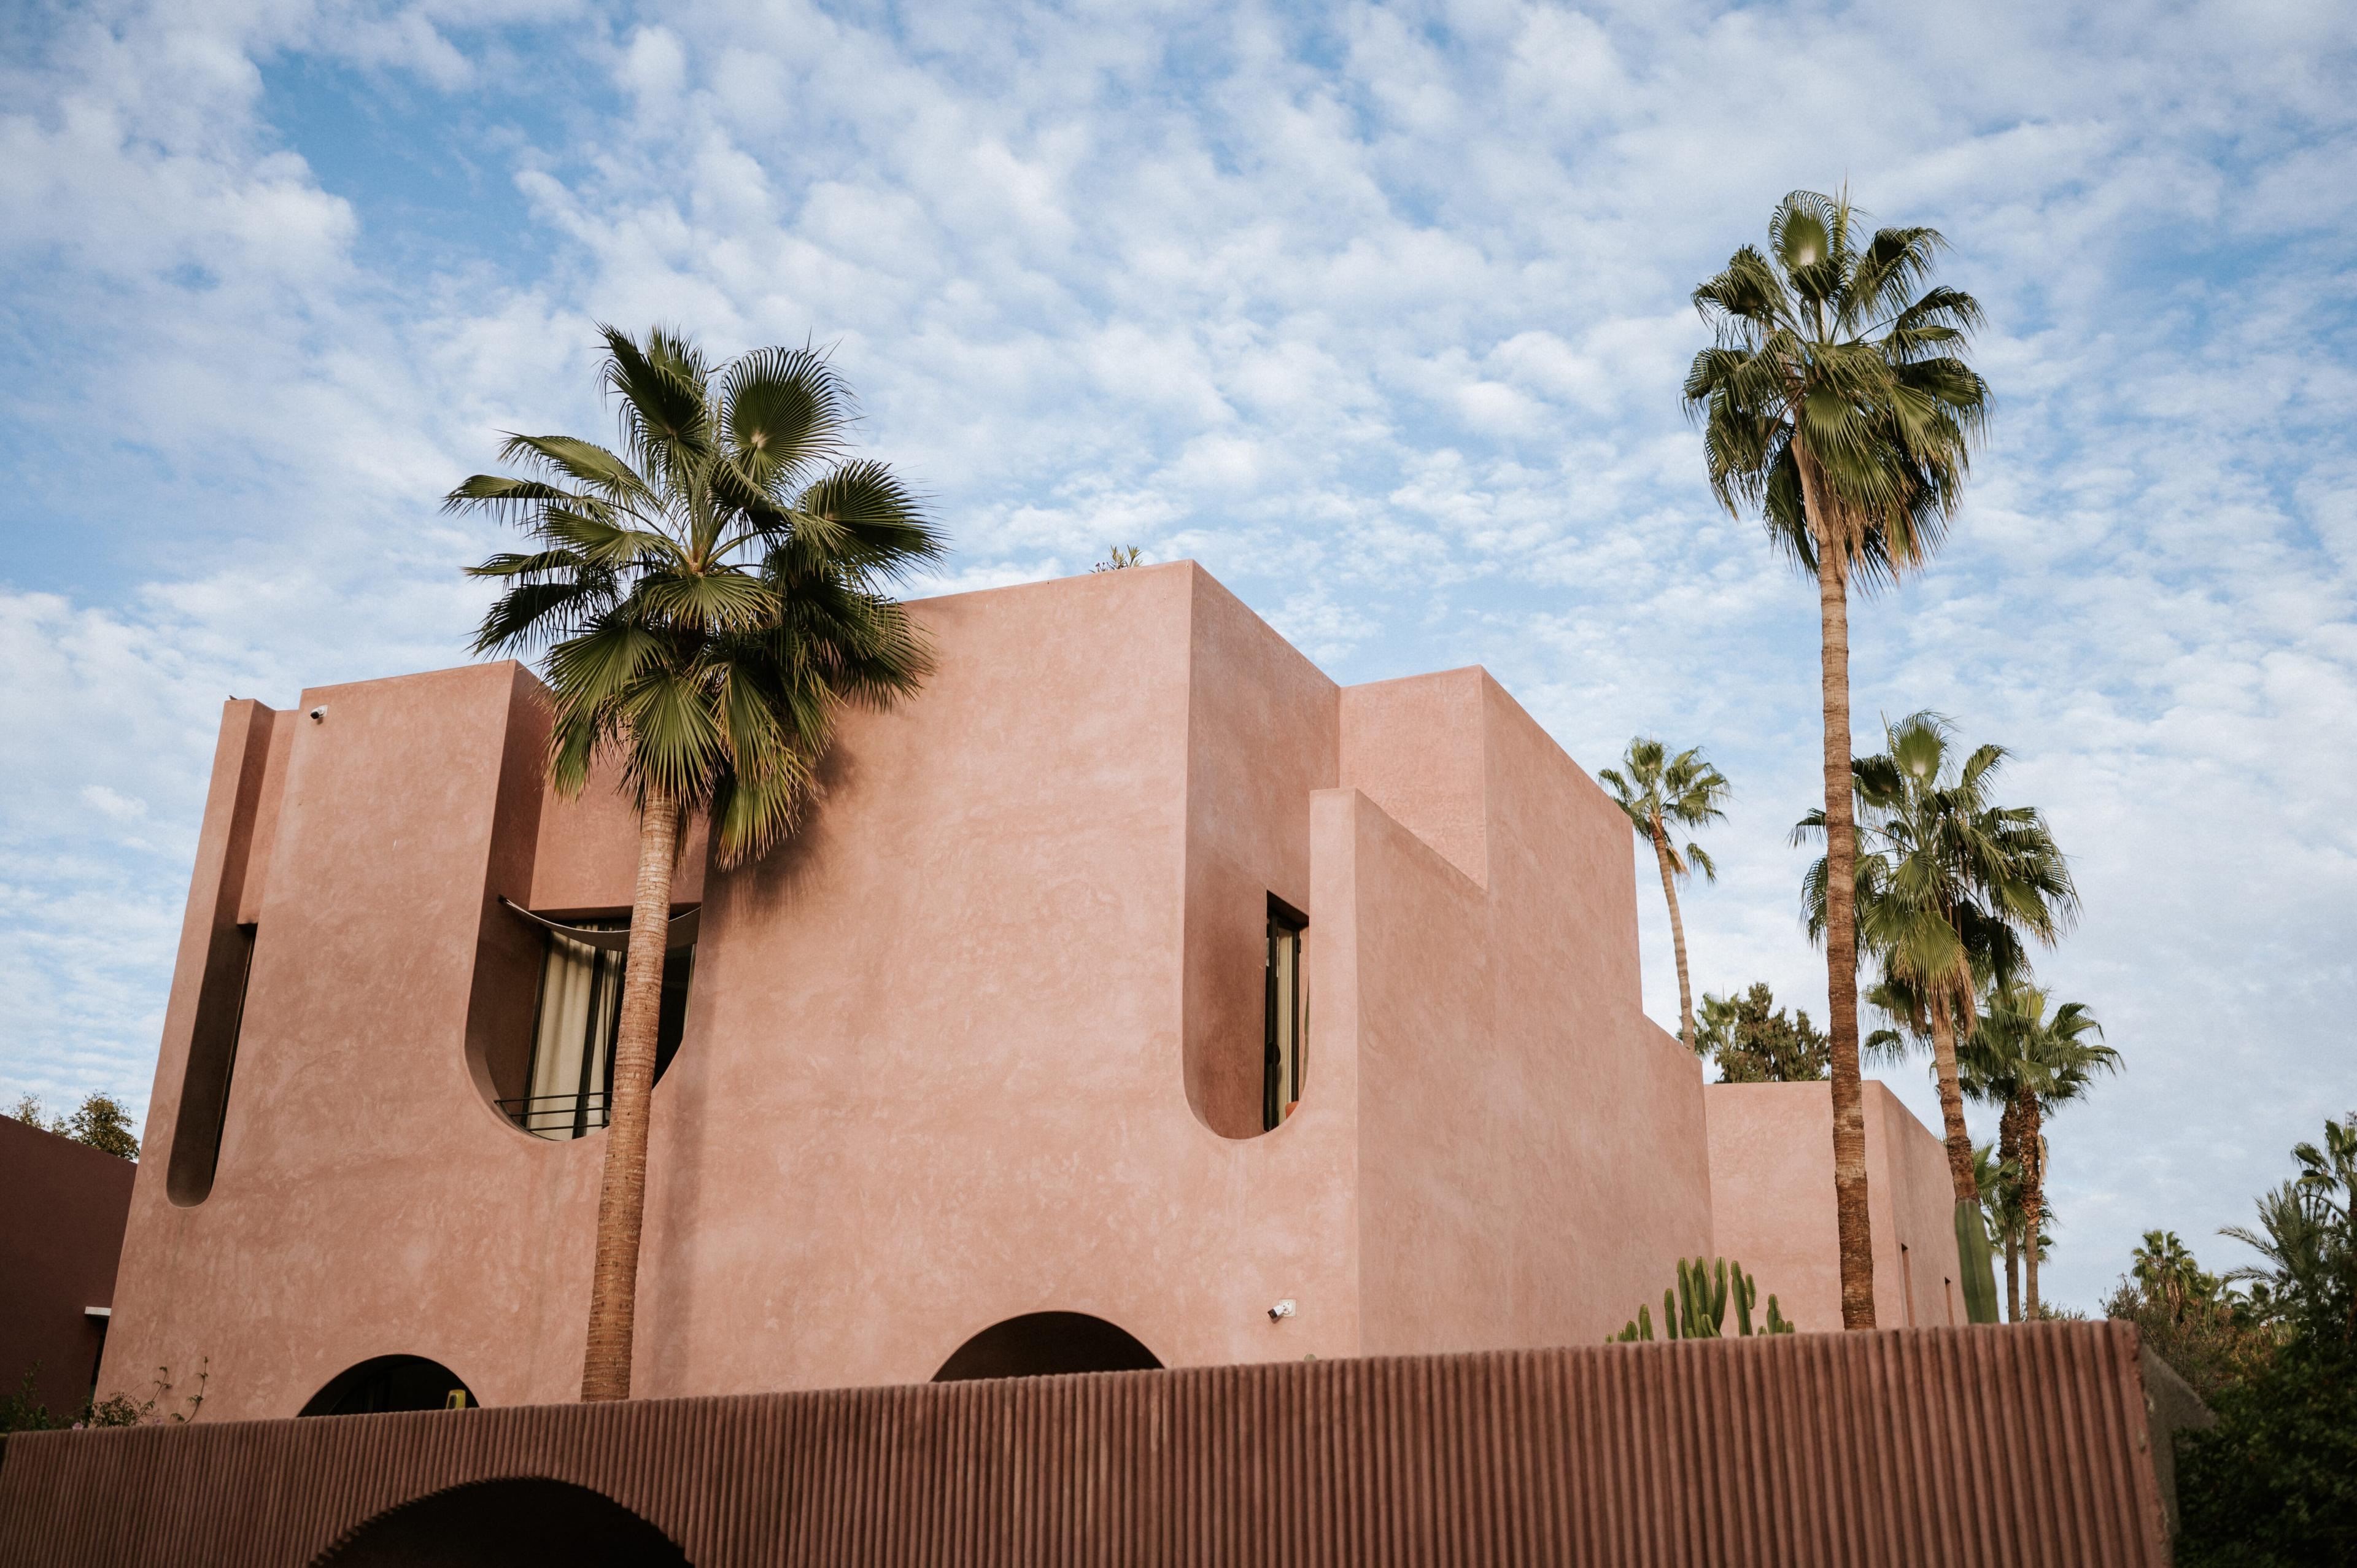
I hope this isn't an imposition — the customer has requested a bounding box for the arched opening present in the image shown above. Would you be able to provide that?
[485,902,698,1140]
[300,1354,478,1416]
[932,1312,1163,1382]
[311,1477,687,1567]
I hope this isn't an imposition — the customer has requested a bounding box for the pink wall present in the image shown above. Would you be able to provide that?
[101,562,1851,1419]
[0,1118,134,1420]
[1706,1080,1963,1334]
[1339,671,1713,1352]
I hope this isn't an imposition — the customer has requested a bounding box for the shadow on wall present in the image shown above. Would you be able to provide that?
[932,1313,1163,1381]
[311,1478,687,1567]
[300,1356,478,1416]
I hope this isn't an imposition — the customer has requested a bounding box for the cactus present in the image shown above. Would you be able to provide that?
[1608,1302,1657,1343]
[1609,1257,1797,1342]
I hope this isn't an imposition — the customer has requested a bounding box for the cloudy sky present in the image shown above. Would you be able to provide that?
[3,0,2352,1310]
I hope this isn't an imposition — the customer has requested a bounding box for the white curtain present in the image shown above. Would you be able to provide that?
[525,930,624,1138]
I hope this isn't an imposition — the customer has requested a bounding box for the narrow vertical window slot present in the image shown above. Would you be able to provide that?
[1263,897,1307,1132]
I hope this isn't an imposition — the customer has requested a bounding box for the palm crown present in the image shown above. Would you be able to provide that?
[1961,978,2114,1318]
[1963,981,2113,1111]
[1600,738,1730,884]
[451,326,942,862]
[1601,737,1729,1054]
[1684,190,1991,584]
[1804,711,2079,1033]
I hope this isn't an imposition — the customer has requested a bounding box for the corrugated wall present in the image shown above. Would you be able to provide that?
[0,1323,2175,1567]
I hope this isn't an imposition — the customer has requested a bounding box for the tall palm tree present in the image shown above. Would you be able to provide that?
[1687,191,1991,1327]
[1960,980,2115,1317]
[452,326,943,1400]
[1800,711,2075,1321]
[1600,738,1730,1052]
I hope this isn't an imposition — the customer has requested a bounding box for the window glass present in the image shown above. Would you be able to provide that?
[1264,905,1306,1131]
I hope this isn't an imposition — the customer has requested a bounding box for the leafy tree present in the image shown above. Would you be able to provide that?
[1600,739,1730,1051]
[2221,1114,2357,1343]
[4,1091,141,1161]
[1958,979,2114,1317]
[1092,546,1144,571]
[1687,191,1991,1327]
[1694,982,1828,1083]
[2175,1112,2357,1565]
[454,326,942,1400]
[2106,1234,2275,1403]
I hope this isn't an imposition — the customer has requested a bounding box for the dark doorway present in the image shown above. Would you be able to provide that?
[300,1355,478,1416]
[931,1311,1163,1381]
[311,1477,687,1567]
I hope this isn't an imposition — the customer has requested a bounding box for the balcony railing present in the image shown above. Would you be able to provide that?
[496,1091,610,1140]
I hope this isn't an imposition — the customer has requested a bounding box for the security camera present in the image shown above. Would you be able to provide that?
[308,706,328,722]
[1268,1299,1296,1321]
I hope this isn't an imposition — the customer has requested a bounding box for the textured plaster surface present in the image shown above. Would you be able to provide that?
[1706,1079,1962,1334]
[0,1118,133,1419]
[102,562,1936,1418]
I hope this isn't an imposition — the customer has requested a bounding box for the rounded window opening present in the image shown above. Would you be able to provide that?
[490,903,697,1140]
[311,1477,687,1567]
[932,1312,1163,1382]
[300,1354,478,1417]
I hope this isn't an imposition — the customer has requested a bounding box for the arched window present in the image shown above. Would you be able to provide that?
[300,1354,478,1416]
[311,1478,687,1567]
[932,1312,1163,1382]
[495,902,697,1140]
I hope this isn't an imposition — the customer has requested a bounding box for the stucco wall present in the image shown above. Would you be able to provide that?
[104,562,1747,1417]
[1706,1079,1963,1334]
[1342,671,1714,1353]
[0,1118,133,1419]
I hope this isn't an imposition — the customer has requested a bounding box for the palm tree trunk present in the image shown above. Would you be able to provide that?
[2004,1233,2020,1323]
[2022,1097,2045,1321]
[1927,996,1978,1203]
[1652,824,1697,1054]
[580,787,679,1401]
[1800,453,1875,1330]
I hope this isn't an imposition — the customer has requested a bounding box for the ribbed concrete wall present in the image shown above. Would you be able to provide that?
[0,1324,2175,1567]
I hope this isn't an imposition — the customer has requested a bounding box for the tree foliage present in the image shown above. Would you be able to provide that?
[453,326,943,865]
[4,1091,140,1161]
[1695,982,1829,1083]
[2168,1112,2357,1565]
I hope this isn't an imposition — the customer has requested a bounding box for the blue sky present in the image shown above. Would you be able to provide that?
[2,0,2352,1312]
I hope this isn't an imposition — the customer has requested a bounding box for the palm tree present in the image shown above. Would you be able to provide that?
[1960,980,2115,1317]
[1600,739,1730,1052]
[1968,1139,2026,1320]
[1800,711,2076,1321]
[2132,1230,2218,1320]
[452,326,943,1400]
[2221,1113,2357,1341]
[1686,191,1991,1327]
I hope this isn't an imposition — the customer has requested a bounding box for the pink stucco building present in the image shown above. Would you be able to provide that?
[104,562,1960,1421]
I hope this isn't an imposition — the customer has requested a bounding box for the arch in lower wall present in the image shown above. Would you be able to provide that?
[310,1477,687,1568]
[931,1311,1163,1382]
[300,1354,478,1417]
